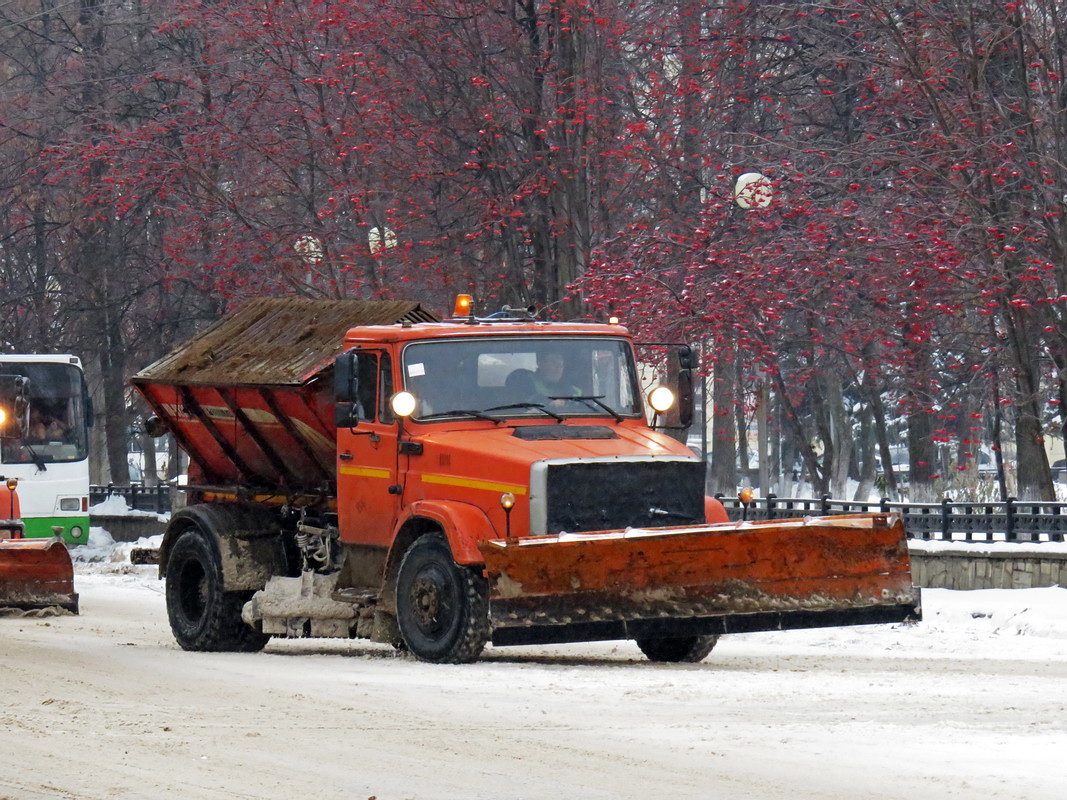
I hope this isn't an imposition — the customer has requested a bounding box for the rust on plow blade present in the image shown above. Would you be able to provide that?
[479,513,919,647]
[0,538,79,613]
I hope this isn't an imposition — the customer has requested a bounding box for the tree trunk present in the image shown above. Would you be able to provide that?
[141,431,158,487]
[100,267,131,487]
[908,399,938,503]
[771,367,826,496]
[1004,307,1054,500]
[84,354,109,485]
[853,402,876,502]
[1014,398,1052,501]
[824,373,852,499]
[709,348,738,495]
[861,363,900,501]
[735,392,750,485]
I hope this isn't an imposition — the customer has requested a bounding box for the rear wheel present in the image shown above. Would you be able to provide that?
[165,529,269,653]
[635,635,719,663]
[395,533,489,663]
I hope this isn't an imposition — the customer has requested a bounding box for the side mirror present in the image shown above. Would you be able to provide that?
[334,352,360,429]
[677,345,697,371]
[144,415,169,438]
[335,352,357,402]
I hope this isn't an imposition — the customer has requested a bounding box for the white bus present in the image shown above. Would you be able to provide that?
[0,354,91,544]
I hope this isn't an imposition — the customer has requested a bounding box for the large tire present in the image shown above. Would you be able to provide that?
[395,533,489,663]
[165,529,269,653]
[635,635,719,663]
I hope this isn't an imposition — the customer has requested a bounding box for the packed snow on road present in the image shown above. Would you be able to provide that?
[1,528,1064,800]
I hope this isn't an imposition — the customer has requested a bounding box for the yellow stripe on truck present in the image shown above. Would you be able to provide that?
[422,473,527,495]
[339,466,392,479]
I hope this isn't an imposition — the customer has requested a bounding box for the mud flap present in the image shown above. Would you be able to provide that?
[0,538,79,613]
[479,513,919,647]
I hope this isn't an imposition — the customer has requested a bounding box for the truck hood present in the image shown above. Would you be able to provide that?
[408,421,705,539]
[413,421,694,465]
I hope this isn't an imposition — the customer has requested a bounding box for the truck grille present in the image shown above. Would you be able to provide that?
[529,457,705,536]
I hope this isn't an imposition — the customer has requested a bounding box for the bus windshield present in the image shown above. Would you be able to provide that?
[401,336,642,421]
[0,362,89,464]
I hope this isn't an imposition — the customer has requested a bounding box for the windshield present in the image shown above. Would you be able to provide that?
[401,337,641,421]
[0,362,89,464]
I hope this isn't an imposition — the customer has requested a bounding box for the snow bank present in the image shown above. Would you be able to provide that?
[925,586,1067,640]
[70,526,117,562]
[88,494,137,516]
[71,525,162,567]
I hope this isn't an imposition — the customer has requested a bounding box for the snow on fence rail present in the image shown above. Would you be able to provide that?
[89,484,171,514]
[717,494,1067,544]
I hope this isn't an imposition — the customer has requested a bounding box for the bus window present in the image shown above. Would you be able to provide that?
[0,362,88,464]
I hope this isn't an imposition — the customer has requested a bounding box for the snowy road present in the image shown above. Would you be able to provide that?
[2,562,1066,800]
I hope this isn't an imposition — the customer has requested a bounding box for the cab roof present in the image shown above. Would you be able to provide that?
[344,319,630,344]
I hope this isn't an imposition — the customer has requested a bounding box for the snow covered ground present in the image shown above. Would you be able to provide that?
[1,533,1065,800]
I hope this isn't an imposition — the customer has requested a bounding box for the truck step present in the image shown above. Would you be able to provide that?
[243,571,380,640]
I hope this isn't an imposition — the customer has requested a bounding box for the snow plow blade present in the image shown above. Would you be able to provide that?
[0,538,79,613]
[479,513,918,647]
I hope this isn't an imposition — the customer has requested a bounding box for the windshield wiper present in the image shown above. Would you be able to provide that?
[483,402,565,423]
[418,408,503,424]
[20,443,48,471]
[548,395,624,423]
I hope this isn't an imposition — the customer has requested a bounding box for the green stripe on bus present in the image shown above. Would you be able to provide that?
[21,515,91,545]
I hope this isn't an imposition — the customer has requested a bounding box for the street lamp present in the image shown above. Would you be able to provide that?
[734,172,773,209]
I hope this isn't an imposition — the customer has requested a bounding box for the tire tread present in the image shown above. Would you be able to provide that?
[396,532,489,664]
[635,635,718,663]
[166,528,269,653]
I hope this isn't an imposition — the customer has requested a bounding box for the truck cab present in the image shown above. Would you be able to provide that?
[333,321,711,562]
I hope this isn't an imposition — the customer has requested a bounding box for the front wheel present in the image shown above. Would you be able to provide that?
[635,635,719,663]
[395,533,489,663]
[165,529,269,653]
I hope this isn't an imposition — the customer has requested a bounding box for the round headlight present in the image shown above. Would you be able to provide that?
[70,526,83,539]
[648,386,675,413]
[391,391,417,418]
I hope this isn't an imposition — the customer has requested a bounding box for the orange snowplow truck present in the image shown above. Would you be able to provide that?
[0,476,78,612]
[0,378,78,613]
[131,297,919,663]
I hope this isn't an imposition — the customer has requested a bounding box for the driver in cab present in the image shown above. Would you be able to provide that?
[532,350,579,406]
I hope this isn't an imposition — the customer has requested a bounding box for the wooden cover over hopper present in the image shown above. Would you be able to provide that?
[130,297,436,494]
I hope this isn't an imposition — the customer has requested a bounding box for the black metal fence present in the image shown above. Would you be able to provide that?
[717,494,1067,543]
[89,484,172,514]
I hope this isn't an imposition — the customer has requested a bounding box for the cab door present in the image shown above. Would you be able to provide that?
[336,349,399,547]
